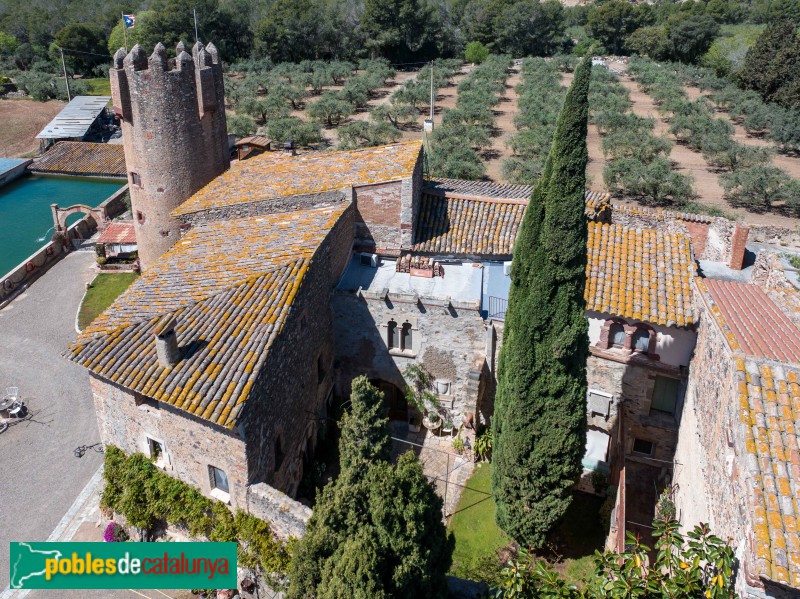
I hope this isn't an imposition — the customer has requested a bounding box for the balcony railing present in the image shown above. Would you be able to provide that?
[487,296,508,320]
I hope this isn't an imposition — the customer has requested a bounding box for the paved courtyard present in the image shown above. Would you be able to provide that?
[0,250,103,591]
[388,421,475,518]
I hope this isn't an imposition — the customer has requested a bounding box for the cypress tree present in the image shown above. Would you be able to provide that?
[491,56,591,547]
[288,376,453,598]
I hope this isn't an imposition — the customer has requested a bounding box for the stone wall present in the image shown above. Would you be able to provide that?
[89,375,250,509]
[749,224,800,249]
[246,483,311,539]
[671,292,755,596]
[331,287,487,426]
[0,159,31,189]
[240,204,355,498]
[110,41,230,270]
[751,251,793,290]
[178,191,348,227]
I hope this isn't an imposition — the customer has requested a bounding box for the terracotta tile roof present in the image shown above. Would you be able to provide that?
[30,141,126,177]
[97,222,136,245]
[701,278,800,364]
[67,204,349,428]
[425,177,534,200]
[734,359,800,587]
[173,142,422,217]
[586,223,697,327]
[611,203,716,224]
[412,190,612,255]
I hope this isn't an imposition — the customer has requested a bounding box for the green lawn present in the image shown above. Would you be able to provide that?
[78,273,138,330]
[448,463,605,588]
[83,78,112,96]
[448,463,511,584]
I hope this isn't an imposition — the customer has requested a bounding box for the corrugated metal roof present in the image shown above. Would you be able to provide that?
[36,96,111,140]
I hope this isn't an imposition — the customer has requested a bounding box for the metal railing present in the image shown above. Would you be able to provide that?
[487,296,508,320]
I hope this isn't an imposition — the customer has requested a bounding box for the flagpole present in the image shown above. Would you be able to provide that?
[121,13,128,53]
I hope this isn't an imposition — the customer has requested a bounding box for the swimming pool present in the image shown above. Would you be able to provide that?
[0,174,124,277]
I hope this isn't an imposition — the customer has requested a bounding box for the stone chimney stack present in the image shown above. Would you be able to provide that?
[153,314,180,368]
[728,223,750,270]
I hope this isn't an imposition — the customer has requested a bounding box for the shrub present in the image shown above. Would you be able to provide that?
[103,521,129,543]
[721,164,792,211]
[464,41,490,64]
[227,114,257,138]
[267,117,322,146]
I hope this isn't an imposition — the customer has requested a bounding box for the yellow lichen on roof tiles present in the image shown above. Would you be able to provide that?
[173,142,422,216]
[30,141,126,177]
[66,204,349,429]
[585,222,696,327]
[738,360,800,586]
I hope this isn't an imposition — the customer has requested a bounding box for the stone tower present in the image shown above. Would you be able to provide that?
[110,41,229,270]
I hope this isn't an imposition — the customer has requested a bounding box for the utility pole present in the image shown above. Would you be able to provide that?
[429,63,434,121]
[60,48,71,102]
[193,8,199,43]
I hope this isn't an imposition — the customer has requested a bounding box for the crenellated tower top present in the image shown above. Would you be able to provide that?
[110,41,230,270]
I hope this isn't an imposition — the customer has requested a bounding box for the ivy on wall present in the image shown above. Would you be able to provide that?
[102,445,293,583]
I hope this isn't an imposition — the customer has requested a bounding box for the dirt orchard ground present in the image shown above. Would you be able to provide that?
[683,84,800,176]
[484,63,521,182]
[0,99,64,158]
[602,61,800,228]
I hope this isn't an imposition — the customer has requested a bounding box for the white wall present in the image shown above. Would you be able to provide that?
[585,310,696,368]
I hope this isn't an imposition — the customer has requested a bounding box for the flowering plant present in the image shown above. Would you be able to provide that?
[103,521,129,542]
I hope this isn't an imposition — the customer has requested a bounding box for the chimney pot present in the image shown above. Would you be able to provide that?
[153,314,180,367]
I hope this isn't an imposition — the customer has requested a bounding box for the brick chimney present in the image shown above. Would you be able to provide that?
[728,223,749,270]
[153,314,180,367]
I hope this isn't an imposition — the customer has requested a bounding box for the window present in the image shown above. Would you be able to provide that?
[632,438,654,457]
[147,437,166,467]
[209,465,229,494]
[130,172,142,187]
[401,322,413,352]
[610,323,626,347]
[632,328,650,352]
[274,438,284,471]
[135,395,158,410]
[387,319,399,350]
[651,375,681,415]
[317,354,325,385]
[136,210,145,225]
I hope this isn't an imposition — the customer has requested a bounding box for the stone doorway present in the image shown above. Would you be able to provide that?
[371,379,407,421]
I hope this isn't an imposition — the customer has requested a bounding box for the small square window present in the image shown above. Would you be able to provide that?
[136,210,145,225]
[609,323,626,347]
[130,172,141,187]
[209,465,229,494]
[651,376,680,415]
[632,328,650,352]
[632,438,654,457]
[147,438,166,466]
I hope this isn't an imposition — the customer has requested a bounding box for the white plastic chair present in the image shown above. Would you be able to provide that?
[6,387,18,401]
[7,403,23,418]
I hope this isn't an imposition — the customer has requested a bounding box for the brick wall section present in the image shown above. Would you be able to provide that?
[729,223,750,270]
[240,204,355,496]
[176,191,348,227]
[331,290,487,426]
[683,221,708,257]
[110,43,229,270]
[89,375,250,509]
[354,182,402,250]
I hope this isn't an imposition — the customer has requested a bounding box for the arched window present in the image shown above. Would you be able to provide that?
[387,320,398,350]
[609,322,626,347]
[632,328,651,352]
[401,322,413,352]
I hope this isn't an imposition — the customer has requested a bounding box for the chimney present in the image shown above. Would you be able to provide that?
[728,223,750,270]
[283,140,296,156]
[153,314,180,367]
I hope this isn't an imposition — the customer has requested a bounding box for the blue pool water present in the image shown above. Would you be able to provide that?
[0,174,124,277]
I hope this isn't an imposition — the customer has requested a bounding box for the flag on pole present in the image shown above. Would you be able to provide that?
[123,14,136,28]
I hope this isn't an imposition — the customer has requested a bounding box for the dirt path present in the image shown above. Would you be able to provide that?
[684,84,800,176]
[484,65,522,182]
[0,99,64,158]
